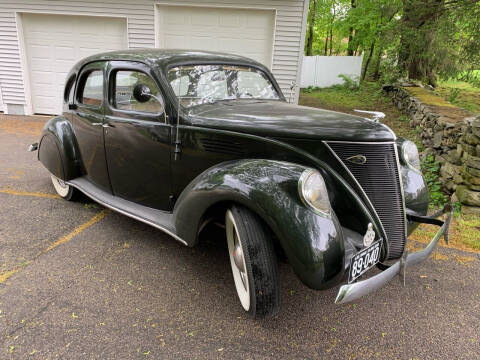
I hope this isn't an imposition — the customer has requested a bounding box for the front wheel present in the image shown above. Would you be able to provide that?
[225,205,280,318]
[51,175,77,201]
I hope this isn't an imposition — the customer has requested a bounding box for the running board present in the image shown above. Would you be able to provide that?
[67,177,187,246]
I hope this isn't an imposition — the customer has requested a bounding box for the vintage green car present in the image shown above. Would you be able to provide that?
[30,49,452,318]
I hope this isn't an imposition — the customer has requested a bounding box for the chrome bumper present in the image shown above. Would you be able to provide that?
[335,205,453,305]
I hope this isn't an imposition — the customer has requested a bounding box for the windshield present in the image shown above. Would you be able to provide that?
[168,65,280,108]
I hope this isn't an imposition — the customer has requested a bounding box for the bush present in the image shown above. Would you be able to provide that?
[448,88,461,103]
[458,70,480,88]
[338,74,359,90]
[421,155,447,207]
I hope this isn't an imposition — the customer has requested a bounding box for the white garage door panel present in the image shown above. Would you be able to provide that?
[22,13,127,115]
[157,6,275,68]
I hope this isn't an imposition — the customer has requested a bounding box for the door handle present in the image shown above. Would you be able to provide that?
[102,123,114,128]
[92,122,103,126]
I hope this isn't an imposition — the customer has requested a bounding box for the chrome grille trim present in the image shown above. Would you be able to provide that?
[325,141,406,259]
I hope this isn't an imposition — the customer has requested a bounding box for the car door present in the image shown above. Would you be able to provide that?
[103,61,172,210]
[71,61,111,192]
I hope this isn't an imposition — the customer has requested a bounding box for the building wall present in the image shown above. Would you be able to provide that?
[0,0,308,115]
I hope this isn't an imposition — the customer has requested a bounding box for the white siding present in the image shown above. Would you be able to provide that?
[0,0,307,114]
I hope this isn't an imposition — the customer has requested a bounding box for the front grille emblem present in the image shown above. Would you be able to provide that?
[346,154,367,165]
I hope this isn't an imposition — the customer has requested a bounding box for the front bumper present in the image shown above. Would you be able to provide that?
[335,205,453,305]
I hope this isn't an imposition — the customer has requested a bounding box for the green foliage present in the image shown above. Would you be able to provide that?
[338,74,359,90]
[304,86,321,93]
[447,87,462,103]
[304,0,480,85]
[458,70,480,88]
[398,115,409,122]
[436,79,480,114]
[421,155,447,207]
[448,88,461,103]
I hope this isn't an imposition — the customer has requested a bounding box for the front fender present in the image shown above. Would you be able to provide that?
[38,116,82,180]
[174,159,346,289]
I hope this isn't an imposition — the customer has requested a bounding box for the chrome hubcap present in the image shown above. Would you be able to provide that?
[233,242,245,273]
[226,210,250,311]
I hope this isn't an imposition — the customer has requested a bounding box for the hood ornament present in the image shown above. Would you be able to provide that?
[353,109,385,123]
[346,154,367,165]
[363,223,375,247]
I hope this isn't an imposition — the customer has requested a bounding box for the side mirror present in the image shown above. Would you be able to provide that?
[133,84,152,103]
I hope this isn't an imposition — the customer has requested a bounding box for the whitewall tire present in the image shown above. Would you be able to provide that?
[51,175,77,200]
[225,205,280,318]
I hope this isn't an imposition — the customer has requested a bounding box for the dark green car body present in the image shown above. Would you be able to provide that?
[36,49,429,292]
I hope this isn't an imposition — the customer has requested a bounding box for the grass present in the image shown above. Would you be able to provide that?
[299,82,423,149]
[299,82,480,253]
[435,79,480,114]
[405,87,456,108]
[410,214,480,253]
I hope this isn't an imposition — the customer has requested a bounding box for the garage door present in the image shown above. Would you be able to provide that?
[21,13,127,115]
[157,5,275,68]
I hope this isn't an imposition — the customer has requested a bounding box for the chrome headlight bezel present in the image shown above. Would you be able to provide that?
[401,140,421,173]
[298,169,331,218]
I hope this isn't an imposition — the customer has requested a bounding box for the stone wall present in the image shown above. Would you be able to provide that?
[385,86,480,212]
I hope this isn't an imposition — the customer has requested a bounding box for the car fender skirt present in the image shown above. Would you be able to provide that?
[174,159,345,289]
[38,134,64,179]
[38,116,82,181]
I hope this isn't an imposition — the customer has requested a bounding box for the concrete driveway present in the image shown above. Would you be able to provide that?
[1,114,479,359]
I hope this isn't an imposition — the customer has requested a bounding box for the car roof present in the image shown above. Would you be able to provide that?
[70,49,266,75]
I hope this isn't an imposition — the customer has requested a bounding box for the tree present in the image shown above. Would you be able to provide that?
[303,0,480,85]
[306,0,318,56]
[398,0,480,86]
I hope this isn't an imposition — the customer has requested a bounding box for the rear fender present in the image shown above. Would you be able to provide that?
[38,116,82,180]
[174,159,375,289]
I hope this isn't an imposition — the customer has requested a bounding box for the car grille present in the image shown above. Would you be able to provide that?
[326,142,406,259]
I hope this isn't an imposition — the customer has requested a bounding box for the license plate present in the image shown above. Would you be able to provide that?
[348,240,382,283]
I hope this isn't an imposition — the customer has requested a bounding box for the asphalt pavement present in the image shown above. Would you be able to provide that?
[0,114,479,359]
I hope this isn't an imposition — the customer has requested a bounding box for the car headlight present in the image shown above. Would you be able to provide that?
[298,169,331,217]
[401,140,421,172]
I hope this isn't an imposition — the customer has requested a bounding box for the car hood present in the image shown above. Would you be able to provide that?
[185,100,395,142]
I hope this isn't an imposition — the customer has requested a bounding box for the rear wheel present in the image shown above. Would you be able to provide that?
[225,205,280,318]
[51,175,77,201]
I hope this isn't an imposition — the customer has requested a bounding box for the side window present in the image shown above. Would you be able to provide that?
[79,70,103,106]
[113,71,164,113]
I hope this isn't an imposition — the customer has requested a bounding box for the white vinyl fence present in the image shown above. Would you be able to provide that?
[300,55,364,88]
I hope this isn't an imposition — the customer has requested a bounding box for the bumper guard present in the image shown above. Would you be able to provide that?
[335,205,453,304]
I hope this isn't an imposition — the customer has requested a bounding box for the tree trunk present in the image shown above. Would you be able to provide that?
[324,34,328,55]
[306,0,318,56]
[329,28,333,56]
[362,40,376,81]
[373,45,383,80]
[399,0,444,85]
[347,0,356,56]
